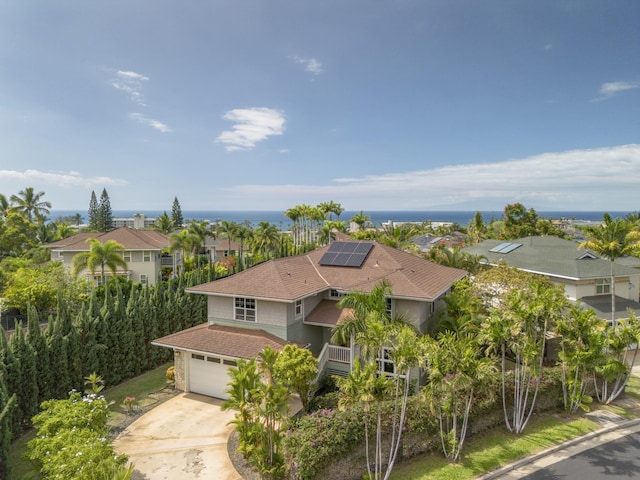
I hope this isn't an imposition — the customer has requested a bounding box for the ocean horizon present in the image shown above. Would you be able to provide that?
[49,209,633,229]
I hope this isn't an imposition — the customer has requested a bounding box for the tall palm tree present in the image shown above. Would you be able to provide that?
[169,229,198,264]
[579,213,640,326]
[252,221,280,260]
[72,238,127,285]
[217,220,237,258]
[318,200,344,221]
[10,187,51,222]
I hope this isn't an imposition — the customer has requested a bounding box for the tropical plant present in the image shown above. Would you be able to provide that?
[593,310,640,404]
[350,210,371,231]
[422,332,496,462]
[480,277,566,434]
[555,306,606,413]
[273,344,318,413]
[579,213,640,326]
[155,211,174,234]
[72,238,127,285]
[9,187,51,223]
[27,390,130,479]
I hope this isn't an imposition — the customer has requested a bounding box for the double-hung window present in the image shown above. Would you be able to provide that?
[143,250,151,262]
[596,278,611,295]
[295,299,303,318]
[377,347,396,376]
[235,297,256,322]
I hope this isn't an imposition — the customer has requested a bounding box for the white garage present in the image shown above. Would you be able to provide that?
[188,353,236,399]
[152,322,293,400]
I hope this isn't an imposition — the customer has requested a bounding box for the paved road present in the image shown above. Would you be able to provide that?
[520,430,640,479]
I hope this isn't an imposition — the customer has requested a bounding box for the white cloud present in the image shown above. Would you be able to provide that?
[110,70,149,105]
[291,56,323,75]
[221,145,640,211]
[216,108,285,152]
[592,81,640,101]
[0,170,128,189]
[129,113,172,133]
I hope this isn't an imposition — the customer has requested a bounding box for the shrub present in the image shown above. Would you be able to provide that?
[166,365,175,382]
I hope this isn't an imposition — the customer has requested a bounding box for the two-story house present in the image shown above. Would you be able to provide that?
[153,240,466,399]
[45,226,182,286]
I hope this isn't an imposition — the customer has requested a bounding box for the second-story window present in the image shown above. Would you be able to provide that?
[143,251,151,262]
[596,278,611,295]
[295,299,303,317]
[123,251,131,262]
[235,297,256,322]
[386,297,393,316]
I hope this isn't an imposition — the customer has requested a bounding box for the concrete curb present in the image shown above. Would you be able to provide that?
[476,416,640,479]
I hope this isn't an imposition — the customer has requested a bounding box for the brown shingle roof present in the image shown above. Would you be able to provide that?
[152,323,296,359]
[304,300,353,327]
[46,227,169,251]
[187,241,467,301]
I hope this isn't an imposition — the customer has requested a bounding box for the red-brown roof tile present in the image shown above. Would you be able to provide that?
[46,227,169,251]
[152,323,298,359]
[187,241,466,301]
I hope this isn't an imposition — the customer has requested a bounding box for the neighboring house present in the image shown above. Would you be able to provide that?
[462,236,640,320]
[153,240,467,399]
[44,227,182,286]
[202,237,241,263]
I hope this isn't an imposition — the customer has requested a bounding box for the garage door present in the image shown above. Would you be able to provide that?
[189,353,236,399]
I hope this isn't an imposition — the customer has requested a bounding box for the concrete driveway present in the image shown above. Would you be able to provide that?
[113,393,242,480]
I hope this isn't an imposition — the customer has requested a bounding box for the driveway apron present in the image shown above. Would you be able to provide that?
[113,393,242,480]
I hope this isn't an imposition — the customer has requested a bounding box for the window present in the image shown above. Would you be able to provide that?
[191,353,205,361]
[140,274,148,285]
[596,278,611,295]
[223,359,237,366]
[386,298,393,316]
[143,251,151,262]
[235,297,256,322]
[207,356,221,363]
[377,347,396,376]
[123,251,131,262]
[330,289,346,299]
[295,299,303,317]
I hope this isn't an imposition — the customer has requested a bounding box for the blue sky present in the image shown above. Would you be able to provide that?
[0,0,638,212]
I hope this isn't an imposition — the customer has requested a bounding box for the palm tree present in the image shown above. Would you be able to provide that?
[422,332,496,461]
[72,238,127,285]
[10,187,51,222]
[350,210,371,231]
[579,213,640,326]
[217,220,237,259]
[318,200,344,221]
[154,212,174,234]
[252,221,280,260]
[169,229,198,266]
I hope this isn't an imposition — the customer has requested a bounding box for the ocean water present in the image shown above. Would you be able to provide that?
[50,209,632,229]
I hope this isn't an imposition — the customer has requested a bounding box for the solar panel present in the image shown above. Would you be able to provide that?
[489,242,511,253]
[489,242,522,254]
[499,243,522,254]
[318,241,374,267]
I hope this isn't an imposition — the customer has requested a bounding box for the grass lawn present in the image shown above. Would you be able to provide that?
[390,415,600,480]
[8,363,173,480]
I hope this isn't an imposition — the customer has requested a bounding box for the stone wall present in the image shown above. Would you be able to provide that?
[174,350,185,391]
